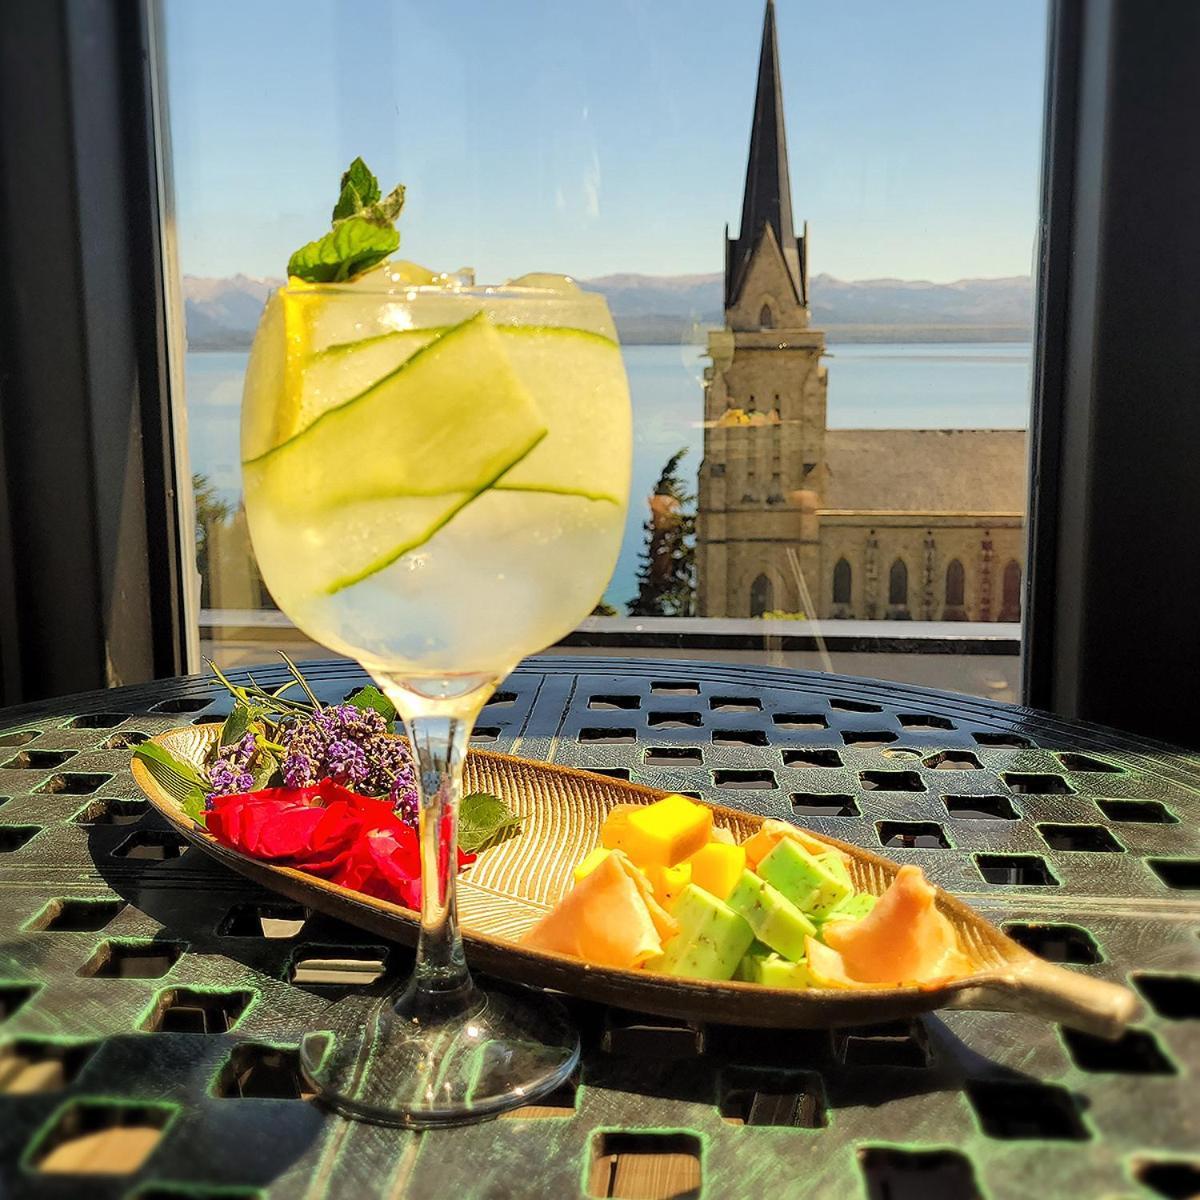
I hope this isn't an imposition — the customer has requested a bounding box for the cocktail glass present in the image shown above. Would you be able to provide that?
[240,276,631,1125]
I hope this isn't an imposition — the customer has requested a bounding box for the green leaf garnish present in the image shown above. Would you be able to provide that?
[219,705,249,748]
[346,685,397,725]
[287,158,405,283]
[133,743,208,824]
[459,792,523,854]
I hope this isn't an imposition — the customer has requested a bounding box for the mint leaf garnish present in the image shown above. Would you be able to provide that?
[219,705,249,748]
[459,792,523,854]
[133,743,209,824]
[346,685,397,725]
[288,157,405,283]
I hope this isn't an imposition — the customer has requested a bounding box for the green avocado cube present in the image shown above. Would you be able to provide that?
[753,953,814,990]
[646,884,754,981]
[726,870,816,962]
[758,838,853,919]
[733,940,772,981]
[826,891,878,923]
[819,851,853,890]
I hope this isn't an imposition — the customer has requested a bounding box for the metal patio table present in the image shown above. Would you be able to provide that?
[0,655,1196,1200]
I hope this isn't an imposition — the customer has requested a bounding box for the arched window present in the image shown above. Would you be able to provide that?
[759,303,774,329]
[1000,560,1022,621]
[888,559,908,607]
[832,558,852,605]
[750,573,773,617]
[945,559,965,607]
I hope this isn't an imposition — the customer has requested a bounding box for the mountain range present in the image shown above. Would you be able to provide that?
[183,271,1033,349]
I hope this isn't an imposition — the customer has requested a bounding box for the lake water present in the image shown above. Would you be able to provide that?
[185,341,1031,609]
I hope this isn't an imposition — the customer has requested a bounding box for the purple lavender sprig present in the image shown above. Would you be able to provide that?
[205,732,258,806]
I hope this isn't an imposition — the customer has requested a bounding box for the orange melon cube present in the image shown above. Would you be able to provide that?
[619,794,713,867]
[645,860,692,908]
[686,841,747,900]
[573,846,613,883]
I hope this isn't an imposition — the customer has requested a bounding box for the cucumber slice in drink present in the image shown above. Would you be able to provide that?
[244,311,548,592]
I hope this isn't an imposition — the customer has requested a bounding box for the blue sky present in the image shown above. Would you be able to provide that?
[164,0,1047,283]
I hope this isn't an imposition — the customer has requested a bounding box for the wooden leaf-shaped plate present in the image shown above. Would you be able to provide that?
[131,726,1138,1036]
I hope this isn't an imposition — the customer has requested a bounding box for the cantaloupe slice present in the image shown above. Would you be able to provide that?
[821,865,972,986]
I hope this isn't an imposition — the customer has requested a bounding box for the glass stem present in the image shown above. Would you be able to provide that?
[382,679,492,1023]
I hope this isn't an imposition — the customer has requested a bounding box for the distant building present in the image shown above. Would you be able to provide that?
[696,1,1025,622]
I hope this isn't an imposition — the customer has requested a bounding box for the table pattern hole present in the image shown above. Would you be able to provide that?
[773,713,828,730]
[68,713,130,730]
[75,798,147,826]
[944,795,1018,820]
[288,946,388,991]
[1001,922,1102,964]
[833,1020,930,1068]
[1057,752,1122,773]
[218,902,309,939]
[897,713,955,731]
[792,793,860,818]
[3,748,75,769]
[1095,798,1177,824]
[602,1012,705,1059]
[860,770,925,793]
[143,987,254,1034]
[648,712,702,729]
[587,1131,701,1200]
[0,826,40,853]
[1146,858,1200,890]
[486,691,517,708]
[712,770,776,790]
[100,731,149,750]
[36,772,111,796]
[499,1077,578,1119]
[111,831,189,861]
[965,1079,1089,1140]
[1133,1159,1200,1200]
[79,940,184,980]
[0,984,37,1021]
[709,697,762,713]
[1002,772,1075,795]
[132,1189,262,1200]
[590,768,632,781]
[830,698,882,714]
[152,697,213,714]
[471,727,500,743]
[975,854,1059,886]
[645,747,703,766]
[1132,973,1200,1020]
[712,728,769,747]
[0,1039,97,1094]
[972,731,1034,749]
[877,822,951,850]
[1060,1026,1176,1075]
[651,682,700,696]
[858,1147,983,1200]
[26,1099,173,1176]
[0,729,39,747]
[215,1043,314,1100]
[30,898,126,933]
[923,751,982,771]
[783,749,842,768]
[840,730,898,746]
[580,728,637,744]
[1037,823,1124,853]
[719,1073,826,1128]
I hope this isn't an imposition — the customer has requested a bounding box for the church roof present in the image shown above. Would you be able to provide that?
[822,429,1027,513]
[726,0,806,310]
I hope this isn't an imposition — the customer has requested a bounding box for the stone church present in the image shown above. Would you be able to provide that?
[696,1,1026,623]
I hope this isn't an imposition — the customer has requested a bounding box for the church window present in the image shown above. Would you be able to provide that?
[1000,560,1022,621]
[832,559,851,605]
[750,573,773,616]
[945,559,965,607]
[759,303,774,329]
[888,559,908,607]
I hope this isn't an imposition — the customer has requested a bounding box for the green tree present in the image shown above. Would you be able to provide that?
[193,473,232,608]
[628,448,696,616]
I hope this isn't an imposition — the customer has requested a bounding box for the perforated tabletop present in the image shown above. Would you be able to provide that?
[0,656,1197,1200]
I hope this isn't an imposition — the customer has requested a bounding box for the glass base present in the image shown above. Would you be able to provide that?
[298,981,579,1128]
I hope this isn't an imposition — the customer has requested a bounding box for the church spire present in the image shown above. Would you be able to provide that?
[725,0,806,310]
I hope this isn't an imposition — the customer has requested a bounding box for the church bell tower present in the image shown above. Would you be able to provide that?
[696,0,828,618]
